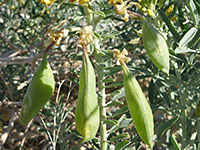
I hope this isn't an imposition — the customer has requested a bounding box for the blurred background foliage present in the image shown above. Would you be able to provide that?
[0,0,199,149]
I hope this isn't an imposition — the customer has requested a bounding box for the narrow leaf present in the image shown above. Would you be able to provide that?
[110,133,130,141]
[170,134,181,150]
[93,32,101,40]
[154,79,171,107]
[158,9,181,42]
[179,27,198,48]
[102,78,116,83]
[103,120,118,126]
[106,101,124,107]
[157,115,180,139]
[118,119,132,128]
[186,0,200,25]
[194,1,200,15]
[112,88,125,101]
[113,106,129,117]
[115,140,131,150]
[188,29,200,48]
[92,11,106,17]
[105,81,123,88]
[175,47,196,53]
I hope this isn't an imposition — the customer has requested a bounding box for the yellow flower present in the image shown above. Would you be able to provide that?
[109,0,122,5]
[10,5,15,10]
[147,9,154,17]
[19,0,25,5]
[170,16,178,22]
[69,0,89,5]
[39,0,57,6]
[109,0,130,22]
[165,5,174,16]
[79,0,89,5]
[45,28,69,46]
[77,26,93,46]
[113,48,131,65]
[69,0,78,3]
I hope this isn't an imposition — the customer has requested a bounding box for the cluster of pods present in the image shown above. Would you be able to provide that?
[20,17,170,149]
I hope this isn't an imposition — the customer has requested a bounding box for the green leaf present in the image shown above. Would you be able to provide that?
[148,79,156,104]
[102,78,116,83]
[170,134,181,150]
[106,101,124,107]
[158,9,181,42]
[105,81,123,88]
[93,32,101,40]
[112,88,125,101]
[154,79,171,107]
[113,106,129,117]
[186,0,200,25]
[105,66,122,76]
[92,11,106,17]
[60,2,79,8]
[118,119,132,128]
[110,133,130,141]
[62,107,73,122]
[115,140,131,150]
[188,29,200,48]
[175,47,196,53]
[108,115,126,133]
[103,120,118,126]
[194,1,200,15]
[109,90,121,96]
[179,27,198,48]
[157,115,180,139]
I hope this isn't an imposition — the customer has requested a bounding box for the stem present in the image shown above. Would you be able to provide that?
[179,88,187,150]
[44,41,55,54]
[175,65,187,150]
[127,10,143,19]
[82,45,87,58]
[83,7,96,28]
[94,39,107,150]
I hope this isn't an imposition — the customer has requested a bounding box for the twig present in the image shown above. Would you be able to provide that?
[0,32,43,57]
[127,10,143,19]
[0,69,13,100]
[55,81,75,143]
[20,119,33,147]
[0,32,22,51]
[40,116,54,146]
[0,109,17,146]
[129,52,147,57]
[0,50,75,65]
[53,80,65,150]
[45,41,55,54]
[0,101,21,106]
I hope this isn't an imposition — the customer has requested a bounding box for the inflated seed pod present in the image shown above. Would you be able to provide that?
[20,54,55,124]
[142,18,169,75]
[122,64,154,149]
[75,53,100,142]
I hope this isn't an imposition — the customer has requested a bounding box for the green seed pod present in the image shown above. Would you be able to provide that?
[122,64,154,149]
[75,53,100,142]
[20,54,55,124]
[142,18,169,75]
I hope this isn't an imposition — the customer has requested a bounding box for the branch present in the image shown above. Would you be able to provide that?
[0,32,22,51]
[0,70,13,100]
[0,50,75,65]
[0,109,17,146]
